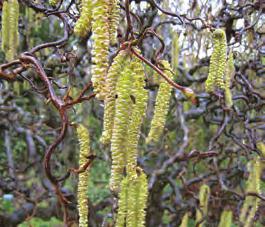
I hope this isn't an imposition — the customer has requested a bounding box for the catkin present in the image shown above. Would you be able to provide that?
[146,60,173,143]
[215,29,227,89]
[126,55,148,169]
[109,50,147,192]
[171,31,179,77]
[91,0,110,100]
[126,169,138,227]
[49,0,60,6]
[137,171,148,227]
[218,210,232,227]
[110,61,133,192]
[127,169,148,227]
[76,124,91,227]
[74,0,120,97]
[224,51,235,108]
[239,158,261,227]
[116,176,129,227]
[205,29,227,92]
[101,50,128,144]
[9,0,19,61]
[116,168,148,227]
[196,184,210,227]
[74,0,92,37]
[108,0,120,45]
[180,213,189,227]
[257,141,265,157]
[1,1,9,52]
[2,0,19,61]
[13,81,20,95]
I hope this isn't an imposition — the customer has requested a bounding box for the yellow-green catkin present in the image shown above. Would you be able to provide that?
[9,0,19,61]
[257,141,265,158]
[224,52,235,108]
[13,81,20,95]
[109,50,147,192]
[239,158,261,227]
[126,55,148,169]
[110,61,133,192]
[1,1,9,52]
[101,50,128,145]
[116,169,148,227]
[26,8,38,48]
[150,67,161,85]
[205,29,227,92]
[180,213,189,227]
[76,124,91,227]
[49,0,60,6]
[91,0,110,100]
[23,80,30,91]
[127,169,148,227]
[137,170,148,227]
[196,184,210,227]
[108,0,120,45]
[2,0,19,61]
[146,60,173,144]
[171,31,179,78]
[218,210,232,227]
[25,7,34,47]
[74,0,92,37]
[116,176,129,227]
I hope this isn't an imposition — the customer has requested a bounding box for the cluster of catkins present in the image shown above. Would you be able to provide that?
[74,0,120,100]
[73,0,177,224]
[100,46,177,225]
[1,0,19,61]
[179,160,262,227]
[239,158,262,227]
[180,183,232,227]
[116,166,148,227]
[101,49,149,226]
[205,29,235,108]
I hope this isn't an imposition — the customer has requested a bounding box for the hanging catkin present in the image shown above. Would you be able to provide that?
[2,0,19,61]
[257,141,265,157]
[224,51,235,108]
[116,168,148,227]
[101,50,128,145]
[205,29,227,92]
[108,49,147,192]
[218,210,233,227]
[126,53,148,170]
[1,1,9,52]
[146,60,173,144]
[171,31,179,78]
[76,124,91,227]
[196,184,210,227]
[239,158,261,227]
[180,213,189,227]
[74,0,92,37]
[115,175,129,227]
[9,0,19,61]
[127,168,148,227]
[110,59,133,192]
[49,0,60,6]
[91,0,110,100]
[108,0,120,45]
